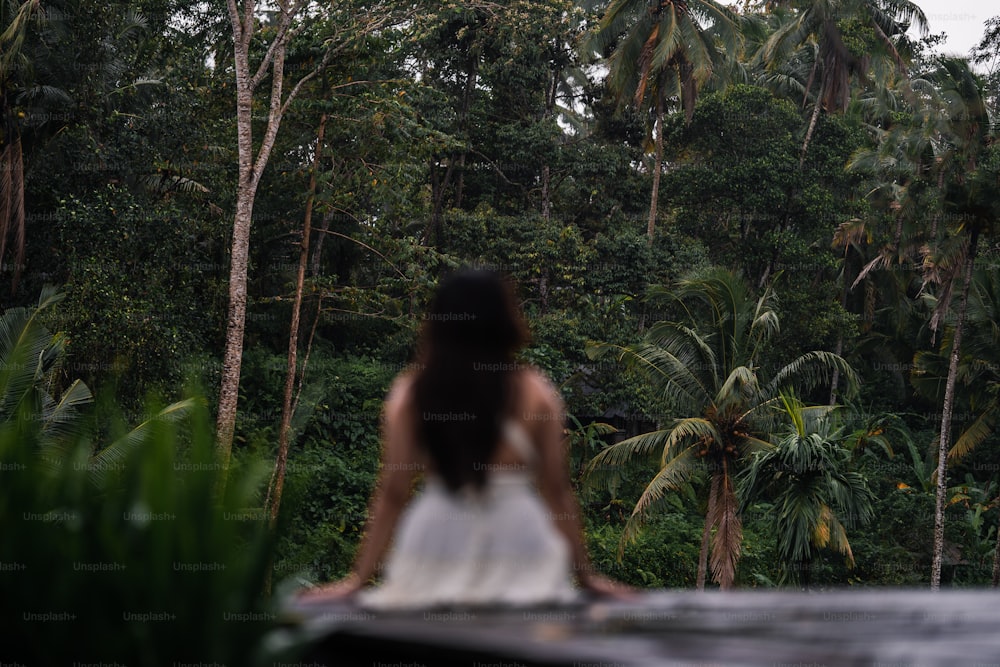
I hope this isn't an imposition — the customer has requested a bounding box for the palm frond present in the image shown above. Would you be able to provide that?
[950,408,996,462]
[20,83,73,107]
[586,338,710,411]
[618,444,700,556]
[768,350,860,399]
[583,428,673,492]
[0,0,43,73]
[660,417,721,466]
[645,321,718,371]
[585,0,645,58]
[141,173,211,194]
[717,365,761,411]
[737,434,775,458]
[88,398,203,487]
[38,379,92,445]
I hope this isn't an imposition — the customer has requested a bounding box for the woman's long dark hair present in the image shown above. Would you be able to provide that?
[411,268,529,493]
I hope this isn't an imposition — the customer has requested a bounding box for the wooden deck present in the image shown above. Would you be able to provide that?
[280,588,1000,666]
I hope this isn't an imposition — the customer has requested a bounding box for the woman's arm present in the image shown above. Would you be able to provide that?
[351,376,421,582]
[300,374,420,598]
[528,370,627,594]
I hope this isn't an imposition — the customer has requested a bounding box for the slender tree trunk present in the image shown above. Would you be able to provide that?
[453,61,477,210]
[217,0,323,468]
[829,275,848,405]
[216,1,397,475]
[541,164,551,220]
[216,15,261,463]
[829,336,844,406]
[647,94,664,245]
[217,180,256,468]
[800,96,822,169]
[425,157,456,249]
[454,152,467,209]
[0,137,26,293]
[710,457,741,591]
[266,113,327,525]
[931,230,979,589]
[992,505,1000,587]
[930,170,945,239]
[310,210,334,277]
[540,65,559,221]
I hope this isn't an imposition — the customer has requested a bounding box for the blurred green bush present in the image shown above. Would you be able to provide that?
[0,290,308,665]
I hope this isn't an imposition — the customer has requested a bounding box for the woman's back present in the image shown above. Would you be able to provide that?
[299,269,628,607]
[354,367,579,609]
[402,367,556,480]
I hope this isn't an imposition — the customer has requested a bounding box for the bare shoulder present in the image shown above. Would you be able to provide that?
[383,371,417,420]
[515,365,564,418]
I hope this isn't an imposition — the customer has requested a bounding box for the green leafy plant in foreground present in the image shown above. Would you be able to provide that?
[0,390,310,665]
[0,291,308,665]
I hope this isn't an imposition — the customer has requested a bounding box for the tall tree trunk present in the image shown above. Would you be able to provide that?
[541,164,551,220]
[453,60,478,209]
[708,457,742,591]
[216,7,262,464]
[540,65,559,221]
[800,96,823,169]
[310,210,334,277]
[453,152,467,210]
[0,137,26,293]
[217,0,326,469]
[829,275,849,405]
[217,179,256,469]
[266,113,327,525]
[993,505,1000,587]
[647,94,664,245]
[425,157,456,249]
[931,230,979,589]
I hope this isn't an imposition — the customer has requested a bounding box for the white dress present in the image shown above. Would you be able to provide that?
[357,421,580,610]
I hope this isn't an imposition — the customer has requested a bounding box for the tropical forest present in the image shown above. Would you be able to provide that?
[2,0,999,662]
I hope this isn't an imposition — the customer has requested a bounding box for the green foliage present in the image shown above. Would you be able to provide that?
[237,351,396,584]
[47,186,222,405]
[739,395,875,585]
[585,511,702,588]
[0,395,306,664]
[0,287,92,446]
[661,85,866,356]
[0,293,304,663]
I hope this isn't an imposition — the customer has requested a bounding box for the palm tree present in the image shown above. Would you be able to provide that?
[584,0,742,243]
[0,0,45,293]
[759,0,928,163]
[739,393,874,587]
[971,15,998,118]
[912,265,1000,586]
[852,56,997,589]
[585,267,858,589]
[913,58,995,590]
[0,286,198,483]
[0,286,91,445]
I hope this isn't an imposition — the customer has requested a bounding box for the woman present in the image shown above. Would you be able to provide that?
[301,268,627,607]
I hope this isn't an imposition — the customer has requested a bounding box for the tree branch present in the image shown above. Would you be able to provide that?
[250,0,304,91]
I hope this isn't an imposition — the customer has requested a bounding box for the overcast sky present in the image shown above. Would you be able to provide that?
[910,0,995,58]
